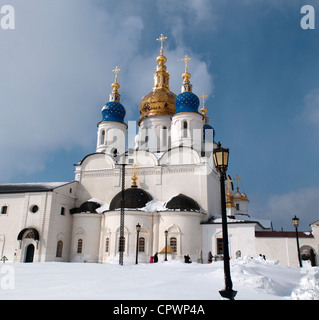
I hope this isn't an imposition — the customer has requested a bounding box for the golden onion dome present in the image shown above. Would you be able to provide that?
[138,34,177,125]
[232,175,249,202]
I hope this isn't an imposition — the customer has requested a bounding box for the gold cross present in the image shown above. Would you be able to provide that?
[234,174,242,191]
[156,33,167,52]
[181,55,191,71]
[200,93,208,107]
[112,66,121,81]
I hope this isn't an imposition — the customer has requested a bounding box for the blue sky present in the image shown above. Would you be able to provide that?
[0,0,318,231]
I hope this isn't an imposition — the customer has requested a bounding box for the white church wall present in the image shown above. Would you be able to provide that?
[171,112,203,152]
[99,210,204,264]
[0,191,56,263]
[158,211,204,263]
[0,193,29,262]
[201,223,258,263]
[71,214,101,263]
[44,185,77,262]
[255,235,318,267]
[138,115,171,152]
[100,210,154,264]
[96,122,127,156]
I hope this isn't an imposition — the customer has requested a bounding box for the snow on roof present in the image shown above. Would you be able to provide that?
[209,214,272,229]
[0,182,72,194]
[88,198,110,213]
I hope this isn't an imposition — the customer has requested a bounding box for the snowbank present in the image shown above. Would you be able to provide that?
[0,257,318,300]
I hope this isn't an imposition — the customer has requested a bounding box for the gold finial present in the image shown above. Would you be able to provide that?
[156,33,167,55]
[109,66,121,102]
[225,177,235,208]
[131,164,138,187]
[182,55,191,72]
[112,66,121,90]
[200,92,208,115]
[200,92,209,124]
[181,55,192,92]
[234,174,242,192]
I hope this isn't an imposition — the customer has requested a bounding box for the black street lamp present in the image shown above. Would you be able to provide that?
[213,142,237,300]
[164,230,168,261]
[292,216,303,268]
[136,223,141,265]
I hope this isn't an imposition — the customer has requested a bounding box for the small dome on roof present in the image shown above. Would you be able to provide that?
[166,194,200,211]
[109,187,153,210]
[70,201,101,214]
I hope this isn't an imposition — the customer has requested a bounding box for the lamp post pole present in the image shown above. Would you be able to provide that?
[292,216,303,268]
[164,230,168,261]
[136,223,141,265]
[113,150,126,266]
[119,163,126,266]
[213,142,237,300]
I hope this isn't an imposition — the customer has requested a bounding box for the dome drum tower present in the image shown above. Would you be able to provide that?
[96,66,127,157]
[171,55,204,153]
[137,34,176,153]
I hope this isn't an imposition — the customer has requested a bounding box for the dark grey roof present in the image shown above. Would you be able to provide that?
[70,201,101,214]
[166,194,200,212]
[0,182,71,194]
[109,187,153,210]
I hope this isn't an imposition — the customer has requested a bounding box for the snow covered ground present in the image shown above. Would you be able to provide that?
[0,256,318,300]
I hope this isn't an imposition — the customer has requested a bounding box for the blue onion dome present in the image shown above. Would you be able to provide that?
[175,55,200,114]
[101,66,126,124]
[175,91,200,114]
[102,101,126,123]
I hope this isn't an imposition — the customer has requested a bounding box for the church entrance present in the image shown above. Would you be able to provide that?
[25,244,35,263]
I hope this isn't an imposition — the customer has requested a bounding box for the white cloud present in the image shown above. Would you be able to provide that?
[0,0,144,180]
[0,0,214,181]
[253,187,319,231]
[303,88,319,125]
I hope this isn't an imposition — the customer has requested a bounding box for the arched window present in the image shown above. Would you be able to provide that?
[183,121,188,138]
[162,126,167,147]
[105,237,110,253]
[170,237,177,253]
[138,237,145,252]
[56,240,63,258]
[100,130,105,145]
[77,239,83,254]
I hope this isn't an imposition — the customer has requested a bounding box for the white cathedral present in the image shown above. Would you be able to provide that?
[0,35,318,267]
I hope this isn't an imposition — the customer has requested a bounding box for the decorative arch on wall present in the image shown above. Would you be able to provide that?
[17,228,40,241]
[115,226,130,255]
[167,224,182,255]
